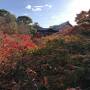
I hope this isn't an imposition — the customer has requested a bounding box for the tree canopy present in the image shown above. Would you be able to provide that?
[0,9,10,17]
[75,10,90,24]
[16,16,32,25]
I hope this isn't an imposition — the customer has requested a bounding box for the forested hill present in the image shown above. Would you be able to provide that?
[0,9,90,90]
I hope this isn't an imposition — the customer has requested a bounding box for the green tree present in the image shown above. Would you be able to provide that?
[33,22,40,29]
[17,16,37,35]
[0,9,18,34]
[16,16,32,25]
[29,25,37,36]
[0,9,10,17]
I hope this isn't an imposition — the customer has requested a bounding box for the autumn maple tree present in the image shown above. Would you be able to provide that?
[75,10,90,24]
[0,32,37,61]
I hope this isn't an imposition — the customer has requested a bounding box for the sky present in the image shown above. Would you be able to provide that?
[0,0,90,27]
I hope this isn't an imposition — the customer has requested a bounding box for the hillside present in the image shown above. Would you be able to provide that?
[0,9,90,90]
[0,24,90,90]
[26,23,90,90]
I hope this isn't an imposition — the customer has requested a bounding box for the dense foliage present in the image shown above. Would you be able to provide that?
[75,9,90,24]
[0,9,90,90]
[0,32,37,61]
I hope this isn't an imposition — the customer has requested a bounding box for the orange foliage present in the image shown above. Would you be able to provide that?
[0,32,37,61]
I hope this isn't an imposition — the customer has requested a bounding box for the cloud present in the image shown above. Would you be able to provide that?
[32,7,42,12]
[25,5,32,10]
[34,5,43,8]
[25,4,52,12]
[45,4,52,8]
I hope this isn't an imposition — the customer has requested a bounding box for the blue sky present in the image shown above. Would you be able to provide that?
[0,0,90,27]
